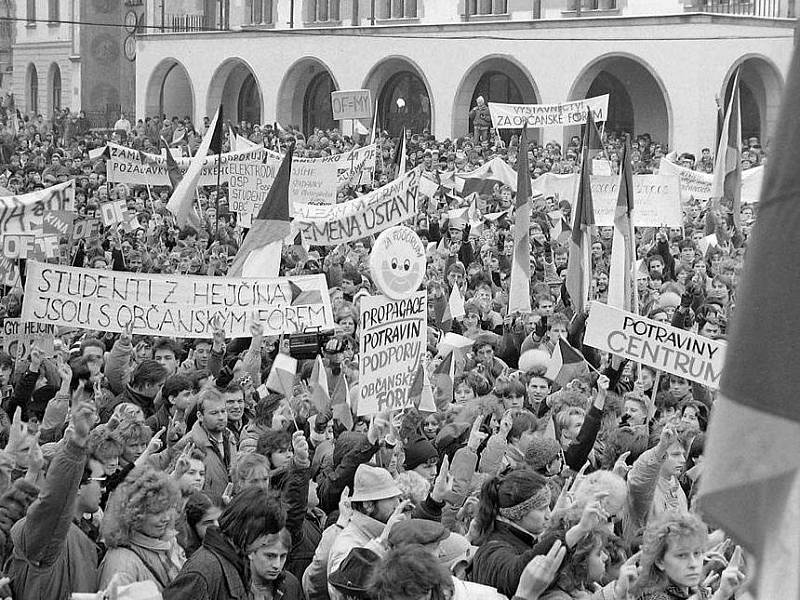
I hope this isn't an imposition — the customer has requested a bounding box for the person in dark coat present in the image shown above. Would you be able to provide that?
[163,486,303,599]
[469,468,593,599]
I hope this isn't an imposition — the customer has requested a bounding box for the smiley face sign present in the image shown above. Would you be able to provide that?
[369,226,426,300]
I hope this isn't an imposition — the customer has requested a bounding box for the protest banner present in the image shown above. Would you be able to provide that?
[106,143,267,186]
[534,172,579,206]
[590,174,682,227]
[227,154,283,224]
[584,302,726,389]
[21,263,335,339]
[290,144,377,205]
[741,165,764,204]
[1,318,55,371]
[535,173,682,226]
[331,90,373,120]
[2,233,36,259]
[657,159,713,204]
[358,291,427,415]
[0,255,19,287]
[72,219,102,240]
[43,210,76,236]
[100,200,127,226]
[294,168,420,245]
[0,180,75,235]
[30,234,59,261]
[489,95,609,129]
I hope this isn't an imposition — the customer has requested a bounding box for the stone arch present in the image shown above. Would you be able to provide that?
[569,52,673,148]
[721,54,784,145]
[144,58,195,120]
[206,58,263,124]
[452,54,540,140]
[275,57,339,134]
[363,56,434,136]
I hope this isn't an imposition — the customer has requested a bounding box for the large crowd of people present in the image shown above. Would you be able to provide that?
[0,93,761,600]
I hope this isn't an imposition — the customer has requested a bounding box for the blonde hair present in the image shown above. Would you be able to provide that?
[633,511,709,595]
[101,466,180,547]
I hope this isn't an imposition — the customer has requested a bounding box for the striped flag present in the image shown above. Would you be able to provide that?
[508,125,533,315]
[266,353,297,399]
[161,138,183,191]
[431,351,456,410]
[545,338,589,387]
[331,373,353,430]
[309,355,331,414]
[607,135,635,312]
[565,111,599,315]
[711,68,742,227]
[228,125,238,151]
[227,142,295,277]
[166,105,222,230]
[696,46,800,600]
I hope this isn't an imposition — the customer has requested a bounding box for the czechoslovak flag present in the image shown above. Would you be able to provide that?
[696,45,800,600]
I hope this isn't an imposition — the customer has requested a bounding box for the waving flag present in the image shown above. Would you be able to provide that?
[309,355,331,414]
[228,142,295,277]
[607,135,635,312]
[565,110,600,315]
[711,69,742,227]
[696,47,800,600]
[508,125,533,315]
[545,338,589,387]
[166,105,222,230]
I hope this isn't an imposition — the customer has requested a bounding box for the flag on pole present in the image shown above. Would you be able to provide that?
[161,138,183,191]
[309,355,331,414]
[409,362,437,413]
[711,69,742,227]
[440,284,465,334]
[228,142,295,277]
[607,135,636,312]
[696,45,800,600]
[266,353,297,399]
[545,338,589,387]
[166,105,222,230]
[565,110,599,315]
[508,124,533,315]
[330,373,353,430]
[228,125,238,152]
[431,351,456,410]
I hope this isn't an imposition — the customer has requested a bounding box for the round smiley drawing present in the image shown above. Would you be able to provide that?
[370,226,426,300]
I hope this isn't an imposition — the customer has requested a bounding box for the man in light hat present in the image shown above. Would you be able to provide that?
[326,464,410,600]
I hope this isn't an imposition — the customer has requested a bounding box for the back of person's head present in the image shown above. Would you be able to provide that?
[508,411,538,442]
[368,544,453,600]
[130,359,168,390]
[163,374,194,402]
[217,486,286,552]
[256,429,291,460]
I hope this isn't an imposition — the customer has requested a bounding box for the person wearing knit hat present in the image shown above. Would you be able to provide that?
[403,437,439,486]
[524,435,563,476]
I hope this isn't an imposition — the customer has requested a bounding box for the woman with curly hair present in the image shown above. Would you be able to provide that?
[98,466,185,590]
[539,530,612,599]
[631,511,745,600]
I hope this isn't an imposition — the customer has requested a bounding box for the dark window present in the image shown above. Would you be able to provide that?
[303,71,336,136]
[378,70,430,136]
